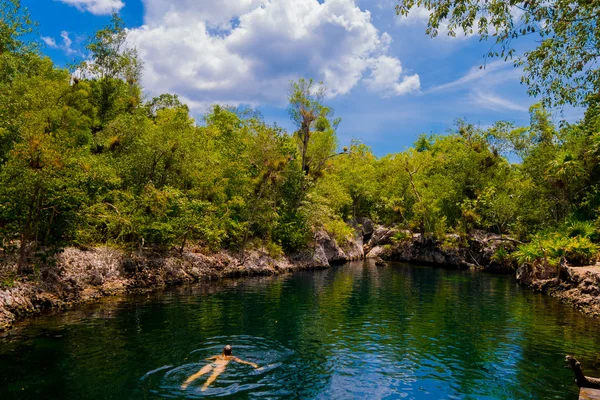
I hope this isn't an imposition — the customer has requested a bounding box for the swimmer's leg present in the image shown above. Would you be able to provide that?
[201,364,226,392]
[181,364,213,389]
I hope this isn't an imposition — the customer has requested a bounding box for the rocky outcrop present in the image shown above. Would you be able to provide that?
[0,246,332,332]
[313,228,364,265]
[315,230,347,264]
[342,231,364,261]
[366,228,516,272]
[366,226,400,250]
[515,262,556,285]
[0,225,367,332]
[359,218,374,241]
[521,265,600,317]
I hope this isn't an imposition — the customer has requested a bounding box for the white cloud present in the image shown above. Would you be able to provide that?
[41,36,58,48]
[58,0,124,15]
[427,60,520,93]
[364,55,420,96]
[41,31,79,56]
[427,60,528,112]
[60,31,77,55]
[128,0,420,109]
[471,91,529,112]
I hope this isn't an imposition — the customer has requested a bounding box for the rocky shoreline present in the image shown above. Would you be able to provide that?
[2,224,599,332]
[0,229,363,332]
[516,263,600,318]
[364,225,600,318]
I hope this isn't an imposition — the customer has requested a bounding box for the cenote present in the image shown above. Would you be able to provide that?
[1,261,599,399]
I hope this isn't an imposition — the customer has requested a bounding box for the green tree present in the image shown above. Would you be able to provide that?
[78,13,143,132]
[287,78,341,179]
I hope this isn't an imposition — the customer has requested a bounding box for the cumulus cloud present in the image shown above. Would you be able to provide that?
[127,0,420,109]
[365,55,420,96]
[58,0,124,15]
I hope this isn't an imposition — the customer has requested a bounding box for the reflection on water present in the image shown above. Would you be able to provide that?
[1,261,600,399]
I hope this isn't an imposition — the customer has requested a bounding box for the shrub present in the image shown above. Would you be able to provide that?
[492,245,510,264]
[324,219,354,245]
[514,233,599,267]
[563,236,598,265]
[264,241,284,259]
[513,239,553,266]
[391,230,411,243]
[564,220,596,240]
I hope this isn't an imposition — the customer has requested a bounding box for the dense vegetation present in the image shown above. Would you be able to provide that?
[1,3,600,276]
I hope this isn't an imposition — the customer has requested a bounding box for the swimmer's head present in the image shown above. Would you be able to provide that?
[223,345,232,356]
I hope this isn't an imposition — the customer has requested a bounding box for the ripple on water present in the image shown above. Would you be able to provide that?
[138,336,292,398]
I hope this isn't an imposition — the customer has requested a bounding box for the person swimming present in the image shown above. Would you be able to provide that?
[181,345,259,391]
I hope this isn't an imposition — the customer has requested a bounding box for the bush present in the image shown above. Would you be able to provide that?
[272,216,311,253]
[391,230,412,243]
[563,236,598,265]
[514,233,599,267]
[564,220,596,240]
[513,241,546,266]
[491,245,510,264]
[324,219,354,245]
[264,241,284,259]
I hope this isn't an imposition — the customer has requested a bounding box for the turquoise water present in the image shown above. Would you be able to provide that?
[1,261,599,399]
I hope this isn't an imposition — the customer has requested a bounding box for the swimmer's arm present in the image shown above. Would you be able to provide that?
[205,355,218,361]
[232,357,258,368]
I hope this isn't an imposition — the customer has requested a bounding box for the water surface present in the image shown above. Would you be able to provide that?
[1,261,599,399]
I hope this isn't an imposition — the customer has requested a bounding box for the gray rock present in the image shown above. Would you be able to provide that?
[315,229,347,264]
[367,226,398,248]
[360,218,374,238]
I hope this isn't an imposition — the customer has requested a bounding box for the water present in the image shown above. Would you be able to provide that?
[1,261,599,399]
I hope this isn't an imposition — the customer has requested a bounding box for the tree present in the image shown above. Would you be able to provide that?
[80,13,142,83]
[287,78,341,179]
[396,0,600,107]
[0,0,35,56]
[78,13,143,131]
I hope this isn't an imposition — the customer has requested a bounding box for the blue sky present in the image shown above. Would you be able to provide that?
[23,0,582,156]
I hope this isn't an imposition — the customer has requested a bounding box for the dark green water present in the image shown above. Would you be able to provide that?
[1,261,599,399]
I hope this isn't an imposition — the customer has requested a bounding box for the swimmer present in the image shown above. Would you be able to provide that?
[181,345,258,391]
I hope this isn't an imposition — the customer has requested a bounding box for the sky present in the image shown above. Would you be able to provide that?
[22,0,584,156]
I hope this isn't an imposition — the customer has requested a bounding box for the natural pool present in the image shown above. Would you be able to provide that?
[1,261,599,399]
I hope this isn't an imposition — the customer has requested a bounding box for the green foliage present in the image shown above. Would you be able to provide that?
[491,245,510,265]
[440,234,463,252]
[396,0,600,107]
[391,230,411,243]
[263,241,284,259]
[514,233,599,267]
[513,240,548,267]
[324,219,354,246]
[564,220,596,240]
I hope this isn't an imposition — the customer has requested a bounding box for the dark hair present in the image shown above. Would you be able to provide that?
[223,345,232,356]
